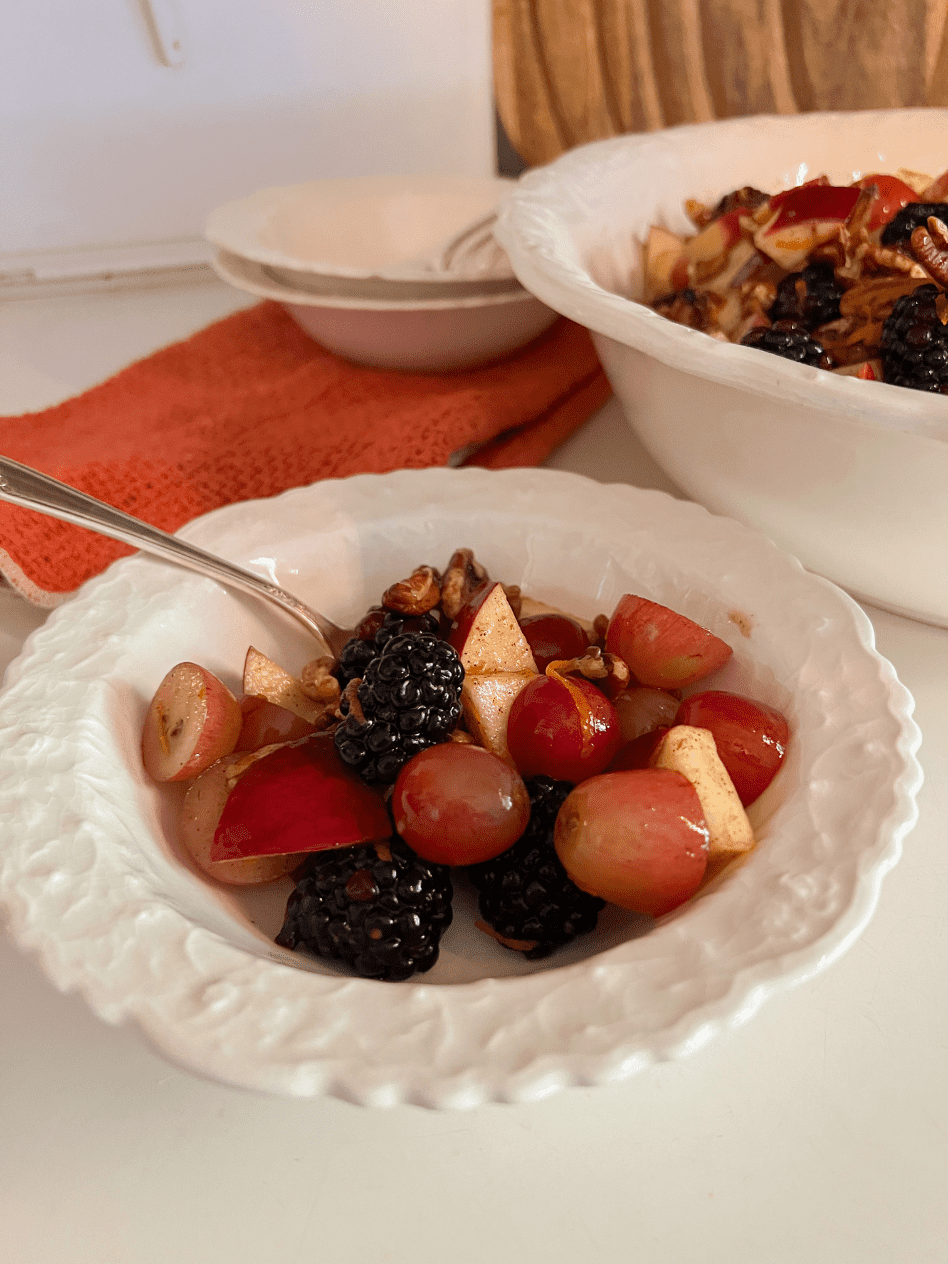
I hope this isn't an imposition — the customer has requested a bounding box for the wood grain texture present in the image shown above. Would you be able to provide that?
[493,0,948,165]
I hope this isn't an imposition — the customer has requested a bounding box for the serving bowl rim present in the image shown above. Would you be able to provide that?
[495,108,948,445]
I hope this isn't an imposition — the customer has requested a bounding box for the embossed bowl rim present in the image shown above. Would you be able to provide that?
[0,468,922,1108]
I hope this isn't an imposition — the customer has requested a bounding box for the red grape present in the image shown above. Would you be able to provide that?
[391,743,530,866]
[675,690,788,805]
[554,769,709,916]
[506,670,621,782]
[519,613,589,671]
[605,594,732,689]
[613,687,680,743]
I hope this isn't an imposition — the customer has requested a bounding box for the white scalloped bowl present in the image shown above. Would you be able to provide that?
[494,109,948,626]
[0,469,921,1108]
[205,175,518,284]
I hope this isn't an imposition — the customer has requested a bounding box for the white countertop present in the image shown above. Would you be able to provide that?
[1,278,946,1264]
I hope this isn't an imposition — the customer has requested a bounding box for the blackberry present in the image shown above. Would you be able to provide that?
[879,283,948,393]
[277,838,453,981]
[740,324,833,368]
[768,261,843,329]
[467,776,605,960]
[880,202,948,246]
[335,609,442,687]
[334,632,464,784]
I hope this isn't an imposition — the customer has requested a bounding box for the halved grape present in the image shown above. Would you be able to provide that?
[506,670,621,782]
[391,743,531,866]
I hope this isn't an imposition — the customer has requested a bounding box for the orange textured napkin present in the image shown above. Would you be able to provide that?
[0,301,610,605]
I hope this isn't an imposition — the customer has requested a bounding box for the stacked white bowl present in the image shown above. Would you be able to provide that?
[205,175,556,372]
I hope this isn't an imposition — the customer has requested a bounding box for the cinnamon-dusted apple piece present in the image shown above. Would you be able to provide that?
[242,646,336,726]
[651,725,754,860]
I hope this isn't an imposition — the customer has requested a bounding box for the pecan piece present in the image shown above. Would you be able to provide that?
[382,564,441,615]
[910,219,948,287]
[299,655,341,706]
[339,678,365,724]
[552,647,630,699]
[440,548,489,619]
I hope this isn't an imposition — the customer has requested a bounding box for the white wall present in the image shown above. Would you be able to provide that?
[0,0,493,277]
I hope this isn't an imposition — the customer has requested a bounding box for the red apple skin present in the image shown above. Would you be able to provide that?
[235,695,316,752]
[675,690,789,806]
[506,673,622,783]
[141,662,243,783]
[853,174,918,231]
[554,769,709,916]
[211,733,391,862]
[180,754,299,885]
[605,595,732,689]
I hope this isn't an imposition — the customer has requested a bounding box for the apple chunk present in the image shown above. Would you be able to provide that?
[651,725,754,859]
[242,646,326,725]
[605,594,732,689]
[211,733,391,862]
[180,751,299,885]
[449,582,538,675]
[461,670,538,763]
[141,662,243,783]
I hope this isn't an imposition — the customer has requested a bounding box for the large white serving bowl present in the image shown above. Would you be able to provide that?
[494,109,948,626]
[0,468,920,1108]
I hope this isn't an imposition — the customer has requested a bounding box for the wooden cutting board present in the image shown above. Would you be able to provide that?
[494,0,948,165]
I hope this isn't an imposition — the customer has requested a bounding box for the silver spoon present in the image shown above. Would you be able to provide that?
[0,456,349,658]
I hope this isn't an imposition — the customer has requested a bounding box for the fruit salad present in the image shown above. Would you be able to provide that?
[643,165,948,393]
[141,548,789,981]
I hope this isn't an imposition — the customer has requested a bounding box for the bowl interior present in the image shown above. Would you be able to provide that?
[119,497,803,986]
[206,175,517,281]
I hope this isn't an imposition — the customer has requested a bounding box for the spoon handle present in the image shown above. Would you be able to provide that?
[0,457,346,656]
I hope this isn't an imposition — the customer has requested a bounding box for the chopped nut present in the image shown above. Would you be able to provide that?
[382,564,441,615]
[299,655,341,705]
[340,678,365,724]
[475,919,539,953]
[440,548,489,619]
[551,647,631,699]
[593,613,610,645]
[910,221,948,287]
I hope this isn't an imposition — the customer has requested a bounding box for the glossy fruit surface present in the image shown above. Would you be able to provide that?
[610,727,669,771]
[519,613,589,671]
[853,174,918,231]
[211,733,391,861]
[675,690,789,806]
[235,695,316,752]
[554,769,709,916]
[613,687,680,743]
[606,595,732,690]
[392,743,530,866]
[141,661,242,783]
[506,670,621,782]
[180,753,299,885]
